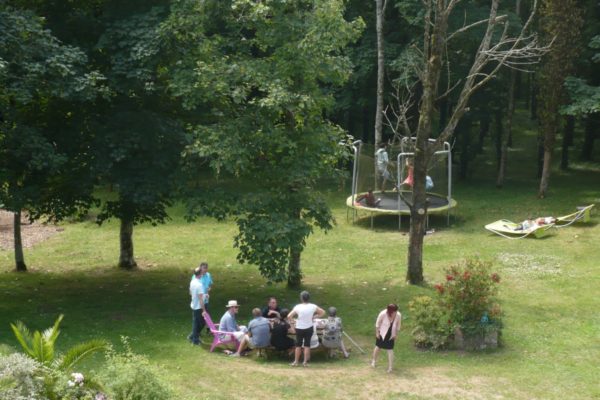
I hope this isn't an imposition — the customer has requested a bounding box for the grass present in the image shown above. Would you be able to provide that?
[1,113,599,399]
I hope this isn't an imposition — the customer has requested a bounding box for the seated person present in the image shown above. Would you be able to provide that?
[270,308,296,354]
[218,300,247,344]
[321,307,349,358]
[261,296,282,319]
[354,190,381,207]
[231,308,271,357]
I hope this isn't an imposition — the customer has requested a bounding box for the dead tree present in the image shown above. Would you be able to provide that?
[386,0,549,284]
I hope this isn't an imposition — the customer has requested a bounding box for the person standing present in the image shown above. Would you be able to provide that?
[287,291,325,367]
[370,304,401,373]
[187,267,206,346]
[375,142,395,192]
[199,262,213,336]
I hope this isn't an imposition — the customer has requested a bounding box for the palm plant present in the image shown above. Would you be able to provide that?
[10,314,107,371]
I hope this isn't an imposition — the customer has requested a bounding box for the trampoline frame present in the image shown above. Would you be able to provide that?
[348,138,456,230]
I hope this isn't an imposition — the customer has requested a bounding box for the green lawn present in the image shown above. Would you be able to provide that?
[1,120,599,399]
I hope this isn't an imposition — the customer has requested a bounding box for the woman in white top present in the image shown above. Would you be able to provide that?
[370,304,401,373]
[287,290,325,367]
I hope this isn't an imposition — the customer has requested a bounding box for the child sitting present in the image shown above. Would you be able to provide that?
[354,190,381,207]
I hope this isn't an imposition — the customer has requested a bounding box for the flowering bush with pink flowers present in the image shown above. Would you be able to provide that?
[409,259,503,349]
[440,259,502,336]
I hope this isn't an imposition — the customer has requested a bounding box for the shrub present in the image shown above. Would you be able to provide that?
[439,259,502,337]
[99,337,172,400]
[10,314,107,371]
[0,353,46,400]
[408,296,454,349]
[408,258,503,349]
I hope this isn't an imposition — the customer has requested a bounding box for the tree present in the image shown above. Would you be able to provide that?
[537,0,583,198]
[91,4,187,269]
[496,0,522,187]
[0,6,103,271]
[391,0,547,283]
[166,0,363,286]
[374,0,388,151]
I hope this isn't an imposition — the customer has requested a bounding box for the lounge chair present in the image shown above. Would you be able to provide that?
[203,312,240,353]
[555,204,594,227]
[485,220,555,239]
[485,204,594,239]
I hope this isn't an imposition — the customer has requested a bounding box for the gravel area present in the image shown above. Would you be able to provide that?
[0,210,63,250]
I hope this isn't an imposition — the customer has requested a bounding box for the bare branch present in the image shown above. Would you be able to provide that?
[447,15,507,41]
[436,79,462,101]
[434,0,548,148]
[383,81,416,140]
[447,0,463,14]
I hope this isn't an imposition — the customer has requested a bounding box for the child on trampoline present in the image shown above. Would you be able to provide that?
[354,189,381,208]
[375,143,397,193]
[402,158,434,191]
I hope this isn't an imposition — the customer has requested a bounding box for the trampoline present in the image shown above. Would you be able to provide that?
[346,191,457,215]
[347,139,458,229]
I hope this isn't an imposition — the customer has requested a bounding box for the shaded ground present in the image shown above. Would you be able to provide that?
[0,210,63,250]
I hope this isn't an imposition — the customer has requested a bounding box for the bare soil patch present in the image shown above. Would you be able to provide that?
[0,210,63,250]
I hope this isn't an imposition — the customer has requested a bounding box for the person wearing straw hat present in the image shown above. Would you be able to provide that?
[218,300,247,343]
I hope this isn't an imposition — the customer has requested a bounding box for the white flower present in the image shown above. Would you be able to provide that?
[71,372,85,384]
[68,380,75,387]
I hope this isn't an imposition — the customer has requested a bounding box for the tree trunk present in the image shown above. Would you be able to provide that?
[539,121,557,197]
[374,0,386,191]
[505,0,521,150]
[458,116,471,180]
[118,218,137,269]
[536,132,544,179]
[494,110,503,171]
[581,114,597,161]
[538,149,552,198]
[287,248,302,288]
[497,68,517,187]
[524,73,530,110]
[374,0,385,149]
[406,0,447,285]
[14,211,27,272]
[530,74,537,120]
[560,115,575,170]
[407,158,428,284]
[477,114,490,153]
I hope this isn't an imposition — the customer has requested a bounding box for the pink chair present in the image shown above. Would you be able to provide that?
[203,312,239,352]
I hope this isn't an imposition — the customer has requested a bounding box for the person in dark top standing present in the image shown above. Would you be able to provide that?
[261,296,282,319]
[270,308,295,354]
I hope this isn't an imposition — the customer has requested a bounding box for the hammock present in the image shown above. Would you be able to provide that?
[485,220,555,239]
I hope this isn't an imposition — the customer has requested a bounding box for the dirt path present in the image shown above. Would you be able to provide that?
[0,210,63,250]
